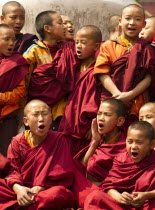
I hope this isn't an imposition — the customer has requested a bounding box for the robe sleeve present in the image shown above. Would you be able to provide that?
[0,79,25,105]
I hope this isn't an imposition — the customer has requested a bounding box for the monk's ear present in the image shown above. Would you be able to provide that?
[44,25,52,33]
[117,116,125,127]
[0,15,5,23]
[94,43,100,51]
[23,116,29,127]
[118,18,122,27]
[151,139,155,149]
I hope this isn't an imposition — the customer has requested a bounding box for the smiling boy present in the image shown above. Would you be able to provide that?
[84,121,155,209]
[94,4,155,120]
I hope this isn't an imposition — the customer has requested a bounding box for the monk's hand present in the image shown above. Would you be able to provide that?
[91,118,101,143]
[131,192,147,208]
[31,186,45,195]
[118,192,133,205]
[113,91,134,107]
[12,184,34,206]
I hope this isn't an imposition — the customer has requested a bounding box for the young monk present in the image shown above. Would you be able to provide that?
[139,102,155,131]
[108,15,121,40]
[0,99,76,209]
[0,23,28,156]
[84,121,155,209]
[61,14,75,41]
[140,16,155,42]
[58,25,102,156]
[94,4,155,122]
[1,1,38,54]
[76,98,126,186]
[24,10,77,131]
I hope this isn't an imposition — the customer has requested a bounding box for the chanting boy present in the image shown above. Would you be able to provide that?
[0,99,76,209]
[59,25,102,156]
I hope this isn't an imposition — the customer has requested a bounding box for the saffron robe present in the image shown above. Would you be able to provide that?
[84,150,155,210]
[15,33,38,54]
[94,38,155,116]
[59,62,102,156]
[0,131,76,209]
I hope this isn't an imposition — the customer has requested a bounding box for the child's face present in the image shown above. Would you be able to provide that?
[139,104,155,131]
[49,13,65,41]
[61,15,74,41]
[140,19,155,41]
[75,29,98,60]
[23,102,52,140]
[0,27,15,56]
[119,6,145,41]
[1,6,25,35]
[126,128,153,163]
[96,102,122,136]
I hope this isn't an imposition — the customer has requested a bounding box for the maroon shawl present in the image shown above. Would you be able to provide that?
[0,52,28,92]
[59,62,102,156]
[28,41,79,104]
[15,33,38,54]
[101,39,155,101]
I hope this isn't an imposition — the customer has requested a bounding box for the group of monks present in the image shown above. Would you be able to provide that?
[1,1,155,209]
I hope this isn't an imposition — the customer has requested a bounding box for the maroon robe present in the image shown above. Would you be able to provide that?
[15,33,38,54]
[59,62,102,156]
[100,39,155,102]
[84,150,155,210]
[28,41,79,104]
[0,131,75,209]
[0,52,29,116]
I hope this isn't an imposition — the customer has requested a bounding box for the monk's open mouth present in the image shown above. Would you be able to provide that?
[131,152,138,158]
[38,125,45,130]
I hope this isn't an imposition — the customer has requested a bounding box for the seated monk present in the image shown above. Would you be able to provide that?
[84,121,155,210]
[75,98,126,186]
[0,99,76,209]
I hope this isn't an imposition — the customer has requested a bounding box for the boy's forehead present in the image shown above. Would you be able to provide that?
[99,102,115,111]
[0,27,14,35]
[140,104,155,114]
[122,6,144,17]
[4,5,25,15]
[76,29,94,40]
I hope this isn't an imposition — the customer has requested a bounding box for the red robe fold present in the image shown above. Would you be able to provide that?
[59,62,102,156]
[84,150,155,210]
[28,41,79,104]
[15,33,38,54]
[100,39,155,102]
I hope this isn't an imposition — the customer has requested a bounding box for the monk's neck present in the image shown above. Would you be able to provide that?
[29,131,47,146]
[104,128,120,143]
[43,37,60,45]
[120,35,138,46]
[80,57,96,71]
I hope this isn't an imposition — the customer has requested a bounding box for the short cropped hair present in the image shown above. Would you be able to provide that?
[35,10,57,39]
[78,25,102,43]
[108,15,120,33]
[128,121,155,142]
[122,4,145,18]
[2,1,25,16]
[101,98,126,117]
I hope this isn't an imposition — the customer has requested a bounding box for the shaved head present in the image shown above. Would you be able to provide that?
[24,99,50,116]
[2,1,25,16]
[122,4,145,18]
[77,25,102,43]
